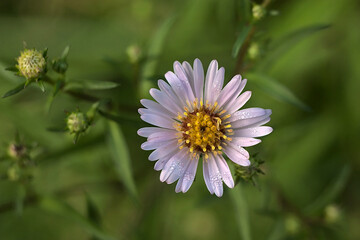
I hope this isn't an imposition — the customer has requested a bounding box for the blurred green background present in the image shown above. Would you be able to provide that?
[0,0,359,239]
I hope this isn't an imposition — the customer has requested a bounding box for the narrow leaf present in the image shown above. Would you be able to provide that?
[232,25,252,58]
[39,197,117,240]
[2,82,26,98]
[38,81,46,92]
[305,165,351,214]
[258,24,331,71]
[86,193,102,226]
[64,80,119,91]
[61,46,70,59]
[246,72,310,111]
[107,120,138,201]
[5,66,18,72]
[229,183,252,240]
[98,110,141,125]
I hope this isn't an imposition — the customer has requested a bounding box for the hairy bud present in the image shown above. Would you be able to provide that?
[17,49,46,80]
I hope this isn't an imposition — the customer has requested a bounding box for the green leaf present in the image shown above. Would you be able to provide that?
[61,46,70,59]
[304,165,351,214]
[232,25,252,58]
[107,120,138,202]
[238,0,252,23]
[2,82,26,98]
[258,24,331,71]
[38,80,46,92]
[229,183,252,240]
[39,197,117,240]
[98,110,141,125]
[140,17,175,96]
[246,72,310,111]
[86,193,102,227]
[64,80,119,91]
[5,66,18,72]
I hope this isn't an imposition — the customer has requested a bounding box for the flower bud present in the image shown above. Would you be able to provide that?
[7,143,27,160]
[252,5,266,21]
[324,204,341,224]
[285,215,300,234]
[17,49,46,80]
[248,43,260,60]
[67,112,88,134]
[126,44,142,64]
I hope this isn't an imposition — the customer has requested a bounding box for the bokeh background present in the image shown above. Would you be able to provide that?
[0,0,359,239]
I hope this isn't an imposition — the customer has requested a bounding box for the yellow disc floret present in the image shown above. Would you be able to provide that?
[176,100,232,158]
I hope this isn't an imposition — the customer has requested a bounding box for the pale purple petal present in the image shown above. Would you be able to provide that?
[150,88,182,115]
[210,67,225,105]
[179,156,199,193]
[140,114,175,129]
[160,149,188,182]
[223,145,251,166]
[140,99,172,116]
[181,61,195,94]
[137,127,173,137]
[221,79,248,112]
[148,140,178,161]
[215,154,234,188]
[231,109,272,129]
[157,80,184,112]
[207,154,223,197]
[225,91,252,115]
[204,60,218,104]
[216,75,241,108]
[165,71,195,107]
[234,126,273,138]
[231,137,262,147]
[193,58,204,100]
[166,156,191,184]
[229,108,268,122]
[138,108,172,120]
[203,159,214,194]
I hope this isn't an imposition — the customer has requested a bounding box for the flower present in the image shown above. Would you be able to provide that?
[138,59,272,197]
[17,49,46,80]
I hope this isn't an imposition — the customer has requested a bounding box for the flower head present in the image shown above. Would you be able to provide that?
[67,112,88,134]
[17,49,46,80]
[138,59,272,197]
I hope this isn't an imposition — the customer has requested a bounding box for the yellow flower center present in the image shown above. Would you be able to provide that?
[176,101,232,159]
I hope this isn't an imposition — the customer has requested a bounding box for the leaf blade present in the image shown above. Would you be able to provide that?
[107,120,138,202]
[2,82,26,98]
[246,72,310,111]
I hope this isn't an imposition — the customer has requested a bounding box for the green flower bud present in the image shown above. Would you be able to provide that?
[324,204,341,224]
[126,44,142,64]
[252,5,266,21]
[248,43,260,60]
[67,112,88,134]
[17,49,46,80]
[7,143,27,160]
[285,215,300,235]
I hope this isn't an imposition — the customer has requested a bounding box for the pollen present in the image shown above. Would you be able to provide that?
[177,102,232,156]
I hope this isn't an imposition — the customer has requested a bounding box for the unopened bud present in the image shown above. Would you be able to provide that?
[252,5,266,21]
[7,143,27,160]
[17,49,46,80]
[324,204,341,224]
[248,43,260,60]
[67,112,88,134]
[126,44,142,64]
[285,215,300,234]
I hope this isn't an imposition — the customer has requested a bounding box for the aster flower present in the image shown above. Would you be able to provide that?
[138,59,272,197]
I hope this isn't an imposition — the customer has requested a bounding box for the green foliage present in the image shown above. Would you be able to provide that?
[0,0,358,239]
